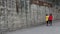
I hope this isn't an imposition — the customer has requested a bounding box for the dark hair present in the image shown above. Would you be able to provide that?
[46,14,48,16]
[50,14,52,16]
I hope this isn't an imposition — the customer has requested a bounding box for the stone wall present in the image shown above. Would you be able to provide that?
[0,0,60,32]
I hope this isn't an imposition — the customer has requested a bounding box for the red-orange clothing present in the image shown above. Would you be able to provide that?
[48,16,53,20]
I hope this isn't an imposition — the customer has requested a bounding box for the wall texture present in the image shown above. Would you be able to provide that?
[0,0,60,32]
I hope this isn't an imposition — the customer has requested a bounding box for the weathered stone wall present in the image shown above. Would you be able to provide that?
[0,0,60,32]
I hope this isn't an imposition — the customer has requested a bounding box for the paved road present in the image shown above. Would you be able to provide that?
[6,20,60,34]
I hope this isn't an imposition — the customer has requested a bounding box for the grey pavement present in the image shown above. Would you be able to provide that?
[6,20,60,34]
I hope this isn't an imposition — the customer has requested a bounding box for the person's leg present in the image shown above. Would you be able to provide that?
[49,20,52,26]
[50,20,52,26]
[46,21,48,26]
[49,20,50,25]
[46,21,47,26]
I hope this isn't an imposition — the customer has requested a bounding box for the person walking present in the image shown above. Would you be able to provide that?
[48,14,53,26]
[45,14,49,26]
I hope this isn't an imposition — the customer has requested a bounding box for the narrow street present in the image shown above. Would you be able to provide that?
[6,20,60,34]
[0,0,60,34]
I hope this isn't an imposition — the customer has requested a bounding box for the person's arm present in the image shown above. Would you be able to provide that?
[52,16,53,20]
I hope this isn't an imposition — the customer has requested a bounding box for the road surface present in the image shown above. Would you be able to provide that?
[6,20,60,34]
